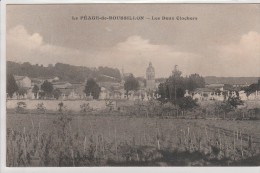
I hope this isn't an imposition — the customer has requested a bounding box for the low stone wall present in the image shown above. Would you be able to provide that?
[6,100,106,111]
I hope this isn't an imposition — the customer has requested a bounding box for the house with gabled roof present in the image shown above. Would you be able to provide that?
[53,82,72,89]
[54,82,87,100]
[14,75,31,88]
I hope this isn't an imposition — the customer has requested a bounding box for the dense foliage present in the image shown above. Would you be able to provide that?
[124,74,140,97]
[7,61,121,83]
[205,76,259,85]
[216,97,244,114]
[157,66,205,101]
[84,78,101,99]
[177,96,198,111]
[32,85,39,98]
[41,80,54,97]
[244,79,260,95]
[53,88,62,100]
[6,74,19,98]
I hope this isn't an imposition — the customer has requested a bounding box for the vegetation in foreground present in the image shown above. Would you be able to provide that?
[6,108,260,167]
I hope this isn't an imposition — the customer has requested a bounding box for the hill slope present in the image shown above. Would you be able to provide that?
[205,76,259,85]
[7,61,121,83]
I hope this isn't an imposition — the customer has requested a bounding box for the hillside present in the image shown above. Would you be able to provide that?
[205,76,259,85]
[7,61,121,83]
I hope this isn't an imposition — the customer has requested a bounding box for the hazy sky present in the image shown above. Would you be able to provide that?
[6,4,260,77]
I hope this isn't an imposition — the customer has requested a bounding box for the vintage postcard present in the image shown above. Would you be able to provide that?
[1,2,260,172]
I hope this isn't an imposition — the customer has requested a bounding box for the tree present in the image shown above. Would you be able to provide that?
[243,78,260,96]
[172,65,182,78]
[124,74,139,98]
[157,65,205,102]
[41,80,53,98]
[48,64,54,68]
[166,77,183,101]
[7,61,123,83]
[38,91,45,99]
[7,74,18,98]
[227,96,243,108]
[84,78,101,99]
[53,88,62,100]
[177,96,198,111]
[217,96,244,116]
[17,87,27,97]
[98,66,121,81]
[186,73,205,91]
[166,65,184,101]
[176,88,185,98]
[32,85,39,98]
[157,83,166,100]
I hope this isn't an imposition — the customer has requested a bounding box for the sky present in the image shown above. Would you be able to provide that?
[6,4,260,78]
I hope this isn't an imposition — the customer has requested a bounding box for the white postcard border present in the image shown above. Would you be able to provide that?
[1,1,260,173]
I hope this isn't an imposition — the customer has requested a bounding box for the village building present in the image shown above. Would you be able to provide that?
[67,84,86,100]
[233,83,250,88]
[26,88,36,99]
[146,62,156,91]
[238,90,248,101]
[55,83,87,100]
[185,87,229,102]
[206,83,224,91]
[137,78,146,88]
[248,90,260,100]
[99,86,126,100]
[184,90,190,97]
[31,78,44,88]
[53,81,72,89]
[99,87,110,100]
[14,75,31,88]
[31,76,59,86]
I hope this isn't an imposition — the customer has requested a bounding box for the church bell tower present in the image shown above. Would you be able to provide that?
[146,62,156,90]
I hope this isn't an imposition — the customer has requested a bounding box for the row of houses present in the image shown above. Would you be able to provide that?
[10,75,159,101]
[11,75,86,100]
[185,89,260,101]
[11,75,260,102]
[10,63,161,100]
[14,75,60,88]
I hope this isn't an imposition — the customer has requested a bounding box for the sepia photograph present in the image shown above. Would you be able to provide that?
[2,3,260,168]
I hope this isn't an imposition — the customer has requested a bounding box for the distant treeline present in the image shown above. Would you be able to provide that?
[205,76,259,85]
[7,61,121,83]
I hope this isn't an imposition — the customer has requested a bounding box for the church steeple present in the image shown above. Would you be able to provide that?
[146,62,156,90]
[146,62,155,80]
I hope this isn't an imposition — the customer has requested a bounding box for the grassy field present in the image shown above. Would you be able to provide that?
[6,110,260,166]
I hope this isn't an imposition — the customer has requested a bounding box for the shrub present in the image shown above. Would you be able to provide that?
[16,101,27,113]
[36,102,46,114]
[105,99,115,112]
[58,102,67,113]
[177,96,198,111]
[161,102,179,117]
[80,103,92,113]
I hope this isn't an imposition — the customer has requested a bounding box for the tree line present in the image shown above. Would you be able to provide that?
[6,74,102,100]
[157,66,205,101]
[243,79,260,95]
[7,61,121,83]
